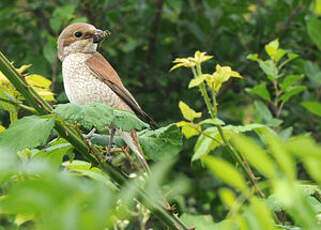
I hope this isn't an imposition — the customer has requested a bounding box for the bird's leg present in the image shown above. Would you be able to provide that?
[105,127,116,161]
[83,127,96,139]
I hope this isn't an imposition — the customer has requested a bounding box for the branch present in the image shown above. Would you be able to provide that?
[0,50,190,230]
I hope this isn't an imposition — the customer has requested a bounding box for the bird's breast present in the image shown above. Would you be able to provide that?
[62,53,128,110]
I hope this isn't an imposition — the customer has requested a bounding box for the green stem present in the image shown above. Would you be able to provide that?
[192,62,264,198]
[0,50,190,230]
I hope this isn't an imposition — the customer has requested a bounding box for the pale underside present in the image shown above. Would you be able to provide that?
[62,52,140,155]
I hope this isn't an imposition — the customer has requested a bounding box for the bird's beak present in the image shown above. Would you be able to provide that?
[93,29,111,43]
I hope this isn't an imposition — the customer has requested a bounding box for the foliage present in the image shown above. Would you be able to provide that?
[0,0,321,229]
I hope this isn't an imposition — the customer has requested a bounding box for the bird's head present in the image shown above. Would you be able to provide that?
[57,22,110,61]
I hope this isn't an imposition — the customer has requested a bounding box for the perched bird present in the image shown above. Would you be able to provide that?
[57,22,155,172]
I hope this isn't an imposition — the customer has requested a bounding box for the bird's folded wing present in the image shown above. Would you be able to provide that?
[85,52,157,128]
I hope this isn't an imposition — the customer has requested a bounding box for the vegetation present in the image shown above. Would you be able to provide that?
[0,0,321,229]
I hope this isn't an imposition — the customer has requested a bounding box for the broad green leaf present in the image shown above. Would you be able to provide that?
[138,124,183,161]
[307,17,321,51]
[0,115,55,152]
[199,118,225,126]
[54,102,149,131]
[280,86,306,102]
[232,134,276,178]
[193,127,221,161]
[305,157,321,184]
[258,60,278,80]
[224,124,265,133]
[34,143,73,168]
[246,82,271,101]
[178,101,202,121]
[301,101,321,117]
[281,75,304,91]
[204,156,247,191]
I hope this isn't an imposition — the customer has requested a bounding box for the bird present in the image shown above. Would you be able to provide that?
[57,22,155,172]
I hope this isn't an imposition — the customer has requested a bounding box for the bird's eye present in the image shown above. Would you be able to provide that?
[74,31,83,38]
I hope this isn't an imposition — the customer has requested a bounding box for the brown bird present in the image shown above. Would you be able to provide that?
[57,22,155,172]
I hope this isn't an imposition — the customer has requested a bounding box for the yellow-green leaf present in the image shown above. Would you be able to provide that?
[232,134,276,178]
[204,156,247,191]
[188,74,211,88]
[0,125,5,133]
[194,50,213,64]
[250,197,276,230]
[211,64,243,92]
[176,121,200,139]
[170,58,195,71]
[26,74,52,89]
[219,188,236,209]
[178,101,202,121]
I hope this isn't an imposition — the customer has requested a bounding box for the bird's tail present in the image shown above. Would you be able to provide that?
[118,129,151,173]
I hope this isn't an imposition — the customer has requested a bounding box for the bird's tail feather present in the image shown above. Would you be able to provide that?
[118,129,151,173]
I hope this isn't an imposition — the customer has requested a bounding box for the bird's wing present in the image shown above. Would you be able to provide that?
[85,52,157,129]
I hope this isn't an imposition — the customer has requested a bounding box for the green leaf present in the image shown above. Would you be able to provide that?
[34,143,73,168]
[204,156,247,191]
[247,53,261,62]
[138,124,183,161]
[280,86,306,102]
[54,102,149,131]
[261,130,295,180]
[0,89,18,112]
[254,101,272,121]
[281,75,304,91]
[63,160,116,190]
[180,213,228,230]
[307,17,321,51]
[258,60,278,80]
[43,42,56,65]
[232,134,276,178]
[286,136,321,158]
[301,101,321,117]
[199,118,225,126]
[250,197,276,230]
[193,127,220,161]
[0,115,55,152]
[246,82,271,101]
[304,61,321,87]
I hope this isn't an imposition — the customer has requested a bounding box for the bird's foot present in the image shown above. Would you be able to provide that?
[83,127,96,139]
